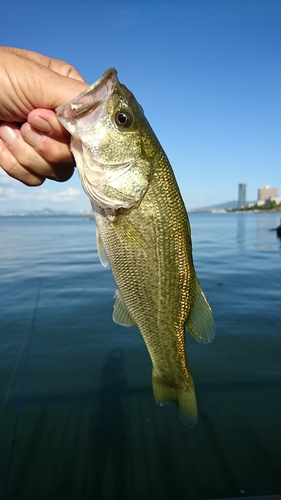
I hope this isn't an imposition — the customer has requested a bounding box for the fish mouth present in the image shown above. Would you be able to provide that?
[56,68,118,127]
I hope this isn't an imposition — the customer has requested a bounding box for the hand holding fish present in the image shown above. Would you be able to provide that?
[0,47,87,185]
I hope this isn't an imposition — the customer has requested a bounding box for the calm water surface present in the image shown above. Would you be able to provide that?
[0,213,281,500]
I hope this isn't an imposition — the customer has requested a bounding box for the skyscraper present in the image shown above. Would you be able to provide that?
[238,183,246,207]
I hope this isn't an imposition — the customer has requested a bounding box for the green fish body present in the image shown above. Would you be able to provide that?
[56,69,215,426]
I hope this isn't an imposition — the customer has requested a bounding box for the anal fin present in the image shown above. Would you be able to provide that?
[185,277,215,344]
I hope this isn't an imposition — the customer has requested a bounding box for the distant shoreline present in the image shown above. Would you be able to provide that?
[1,210,281,217]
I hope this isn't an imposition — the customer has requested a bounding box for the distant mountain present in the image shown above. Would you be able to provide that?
[190,200,237,211]
[193,200,254,211]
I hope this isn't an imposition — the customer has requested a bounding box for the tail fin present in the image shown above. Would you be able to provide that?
[152,369,198,427]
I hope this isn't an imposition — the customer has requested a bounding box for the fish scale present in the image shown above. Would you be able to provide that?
[56,68,215,426]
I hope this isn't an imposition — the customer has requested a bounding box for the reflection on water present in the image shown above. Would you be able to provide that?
[256,214,279,251]
[235,213,281,252]
[92,349,128,499]
[236,215,246,247]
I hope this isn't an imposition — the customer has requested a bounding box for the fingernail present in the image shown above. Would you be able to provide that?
[0,126,18,146]
[23,128,43,148]
[30,116,52,134]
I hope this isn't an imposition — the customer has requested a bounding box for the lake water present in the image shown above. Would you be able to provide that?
[0,212,281,500]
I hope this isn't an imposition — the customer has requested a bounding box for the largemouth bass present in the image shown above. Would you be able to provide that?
[56,69,215,427]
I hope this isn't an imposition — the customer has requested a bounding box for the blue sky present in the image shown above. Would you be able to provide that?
[0,0,281,212]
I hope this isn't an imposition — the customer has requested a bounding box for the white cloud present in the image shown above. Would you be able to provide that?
[49,187,81,202]
[0,184,81,203]
[0,167,90,213]
[0,167,17,186]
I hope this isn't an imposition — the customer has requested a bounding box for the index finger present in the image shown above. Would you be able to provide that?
[27,109,70,141]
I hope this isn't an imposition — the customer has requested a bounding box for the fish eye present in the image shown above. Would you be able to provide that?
[115,110,133,128]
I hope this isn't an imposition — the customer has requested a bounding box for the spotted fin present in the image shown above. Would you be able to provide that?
[152,369,198,427]
[185,277,215,344]
[96,226,108,267]
[112,290,135,327]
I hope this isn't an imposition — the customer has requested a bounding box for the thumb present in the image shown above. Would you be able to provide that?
[24,64,89,112]
[1,51,88,121]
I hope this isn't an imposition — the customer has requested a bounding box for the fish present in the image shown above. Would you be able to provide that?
[56,69,215,427]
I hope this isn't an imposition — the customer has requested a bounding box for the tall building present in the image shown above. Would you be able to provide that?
[238,183,246,207]
[258,185,278,201]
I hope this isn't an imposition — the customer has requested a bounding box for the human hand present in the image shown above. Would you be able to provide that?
[0,47,88,185]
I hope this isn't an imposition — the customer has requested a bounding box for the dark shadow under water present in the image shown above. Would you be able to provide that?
[91,349,128,500]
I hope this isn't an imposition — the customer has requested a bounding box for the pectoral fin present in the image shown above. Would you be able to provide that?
[96,226,108,267]
[112,290,135,327]
[114,216,146,250]
[185,277,215,344]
